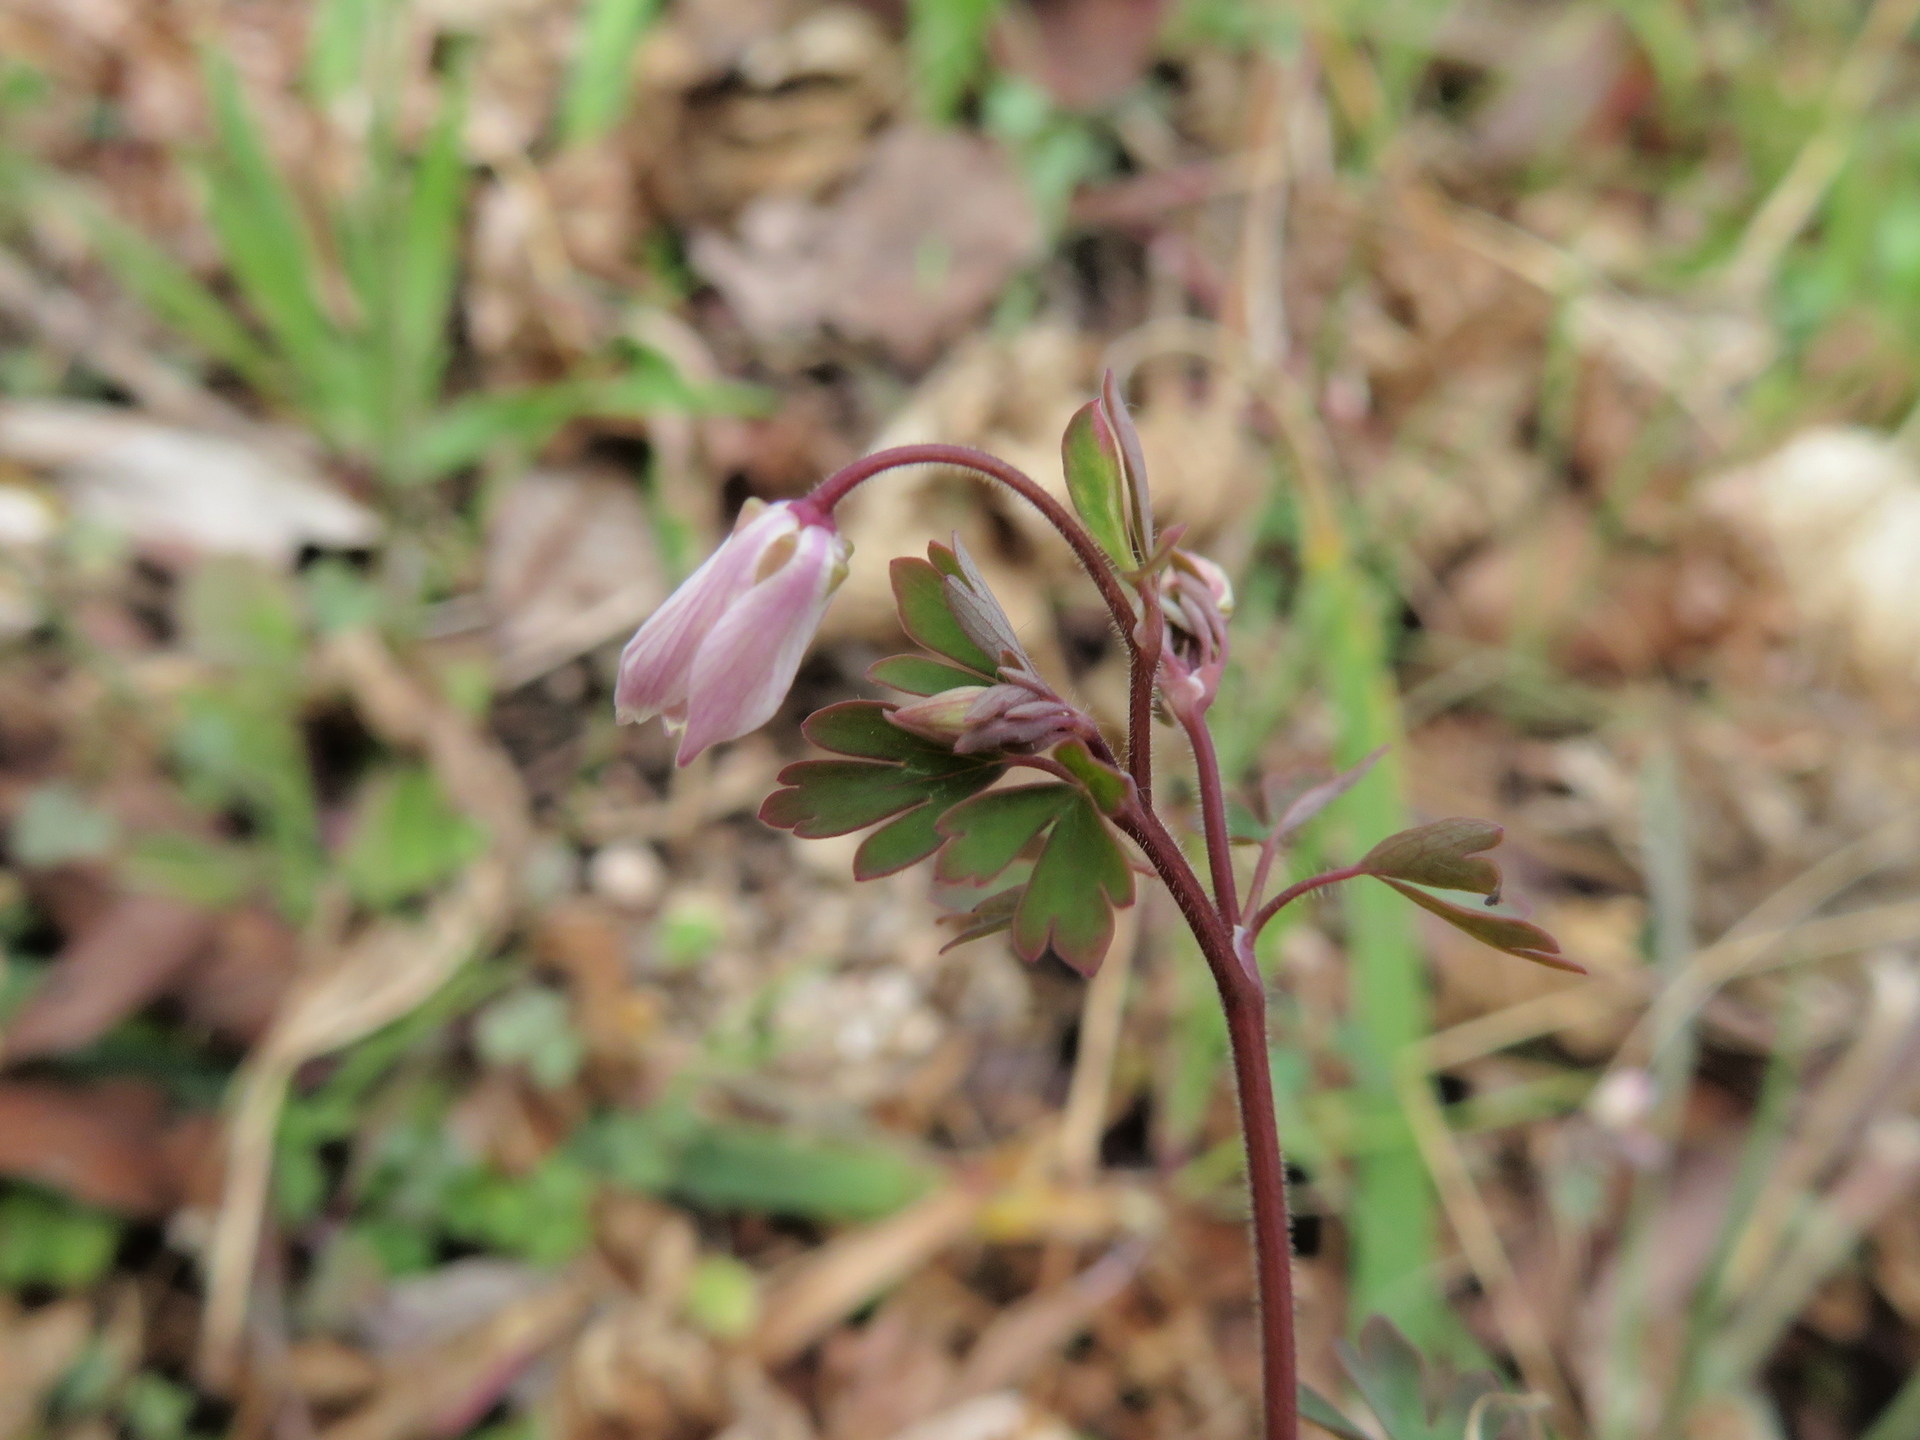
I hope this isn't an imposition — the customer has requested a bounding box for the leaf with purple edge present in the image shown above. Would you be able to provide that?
[1062,400,1132,567]
[762,702,1004,847]
[1012,791,1134,975]
[1359,818,1504,898]
[1101,369,1152,560]
[868,654,988,697]
[925,539,963,580]
[1377,879,1580,973]
[935,784,1072,884]
[853,770,1006,879]
[1054,739,1129,815]
[759,761,942,838]
[890,556,998,675]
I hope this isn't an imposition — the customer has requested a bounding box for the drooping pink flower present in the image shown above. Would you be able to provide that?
[616,500,851,765]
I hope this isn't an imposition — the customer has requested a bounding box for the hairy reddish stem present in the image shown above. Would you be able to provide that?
[1117,804,1297,1440]
[1248,864,1369,938]
[1179,705,1240,924]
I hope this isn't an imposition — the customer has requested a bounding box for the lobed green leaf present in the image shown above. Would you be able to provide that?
[804,700,966,767]
[1377,879,1578,973]
[1054,738,1129,814]
[853,770,1004,879]
[1299,1385,1372,1440]
[1012,791,1134,974]
[759,761,941,838]
[936,784,1071,884]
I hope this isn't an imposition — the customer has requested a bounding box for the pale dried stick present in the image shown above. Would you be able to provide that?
[1720,957,1920,1298]
[199,632,529,1388]
[1706,1117,1920,1385]
[752,1185,984,1366]
[1056,905,1142,1181]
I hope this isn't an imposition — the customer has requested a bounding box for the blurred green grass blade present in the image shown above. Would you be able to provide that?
[199,52,357,440]
[580,1108,932,1222]
[559,0,663,146]
[341,765,488,910]
[76,200,284,398]
[0,1189,120,1289]
[392,57,471,434]
[672,1123,932,1221]
[1613,0,1704,109]
[400,356,763,483]
[306,0,387,101]
[1667,1006,1805,1431]
[400,380,603,483]
[909,0,1005,120]
[1290,466,1443,1346]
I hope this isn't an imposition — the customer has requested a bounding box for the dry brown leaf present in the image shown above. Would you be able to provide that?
[0,401,379,565]
[0,1080,180,1215]
[690,127,1042,368]
[1464,7,1642,169]
[951,1242,1145,1401]
[641,3,901,222]
[886,1393,1075,1440]
[992,0,1171,111]
[172,906,300,1045]
[1,892,214,1064]
[284,1338,382,1408]
[1359,364,1546,569]
[323,1267,602,1440]
[1704,427,1920,698]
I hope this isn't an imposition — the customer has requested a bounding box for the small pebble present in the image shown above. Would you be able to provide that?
[589,842,665,907]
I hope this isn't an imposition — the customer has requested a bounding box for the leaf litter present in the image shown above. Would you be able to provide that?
[2,2,1920,1439]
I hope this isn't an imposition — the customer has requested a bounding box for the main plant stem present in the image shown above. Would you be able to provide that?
[1119,804,1299,1440]
[810,444,1299,1440]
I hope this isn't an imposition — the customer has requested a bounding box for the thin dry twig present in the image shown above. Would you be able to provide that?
[1056,905,1141,1181]
[198,630,531,1389]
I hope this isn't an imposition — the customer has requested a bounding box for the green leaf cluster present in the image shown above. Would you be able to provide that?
[936,783,1132,975]
[759,701,1006,881]
[780,539,1138,975]
[341,764,488,910]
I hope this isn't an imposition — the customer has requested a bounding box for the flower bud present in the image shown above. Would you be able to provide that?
[886,686,988,744]
[615,500,852,765]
